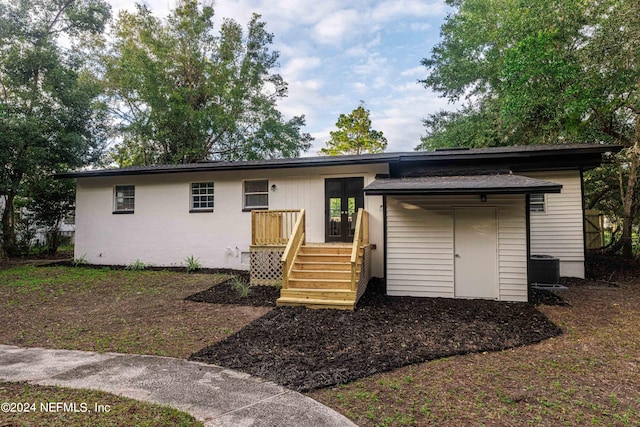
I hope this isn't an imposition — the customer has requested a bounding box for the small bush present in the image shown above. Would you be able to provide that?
[232,277,250,298]
[125,259,146,271]
[72,253,88,267]
[184,255,202,274]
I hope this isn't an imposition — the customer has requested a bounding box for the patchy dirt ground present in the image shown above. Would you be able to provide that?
[190,279,561,392]
[0,265,269,358]
[309,255,640,426]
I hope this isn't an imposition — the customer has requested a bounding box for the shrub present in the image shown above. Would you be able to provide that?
[72,253,88,267]
[232,277,250,298]
[184,255,202,274]
[125,259,146,271]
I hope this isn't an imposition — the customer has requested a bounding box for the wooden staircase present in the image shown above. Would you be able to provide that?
[277,244,363,310]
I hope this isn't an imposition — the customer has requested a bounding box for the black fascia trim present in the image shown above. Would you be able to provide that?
[364,186,563,196]
[55,157,397,179]
[55,145,622,179]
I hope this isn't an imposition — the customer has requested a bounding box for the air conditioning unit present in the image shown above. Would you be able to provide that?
[529,254,560,285]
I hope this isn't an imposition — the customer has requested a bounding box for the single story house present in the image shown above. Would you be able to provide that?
[57,144,618,309]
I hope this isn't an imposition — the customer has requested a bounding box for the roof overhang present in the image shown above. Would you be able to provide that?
[54,143,622,179]
[363,174,563,196]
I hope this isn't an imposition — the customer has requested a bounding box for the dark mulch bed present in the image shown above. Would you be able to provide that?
[586,254,640,282]
[185,278,279,307]
[190,280,562,392]
[38,260,251,278]
[530,288,569,306]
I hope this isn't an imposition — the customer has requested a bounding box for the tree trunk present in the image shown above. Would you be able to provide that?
[1,192,17,256]
[621,118,640,258]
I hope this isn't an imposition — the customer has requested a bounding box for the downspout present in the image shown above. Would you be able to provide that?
[383,195,388,289]
[580,169,587,263]
[526,193,531,303]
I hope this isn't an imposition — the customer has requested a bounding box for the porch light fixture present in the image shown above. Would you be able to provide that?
[271,184,277,191]
[480,194,487,203]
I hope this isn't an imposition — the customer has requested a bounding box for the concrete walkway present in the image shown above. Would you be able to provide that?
[0,345,356,427]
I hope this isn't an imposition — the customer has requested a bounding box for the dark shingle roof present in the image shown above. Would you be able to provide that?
[55,143,620,178]
[363,174,563,195]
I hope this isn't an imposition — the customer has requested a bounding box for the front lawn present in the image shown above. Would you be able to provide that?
[0,382,202,427]
[2,258,639,426]
[0,265,270,358]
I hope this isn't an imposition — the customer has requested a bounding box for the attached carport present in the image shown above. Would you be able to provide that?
[364,173,562,302]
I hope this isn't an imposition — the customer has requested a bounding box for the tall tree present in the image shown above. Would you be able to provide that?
[320,101,387,155]
[102,0,312,165]
[0,0,110,256]
[419,0,640,257]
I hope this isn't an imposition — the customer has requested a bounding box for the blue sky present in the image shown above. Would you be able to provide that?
[107,0,456,154]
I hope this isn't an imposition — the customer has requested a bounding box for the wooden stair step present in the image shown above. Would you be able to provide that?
[293,261,351,271]
[276,297,355,310]
[300,246,353,255]
[280,288,356,299]
[297,254,351,263]
[287,278,353,289]
[290,269,352,280]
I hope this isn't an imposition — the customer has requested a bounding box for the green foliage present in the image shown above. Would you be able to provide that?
[125,259,146,271]
[184,255,202,274]
[0,0,111,255]
[102,0,312,165]
[73,254,89,267]
[231,277,250,298]
[23,176,76,255]
[321,101,387,155]
[419,0,640,256]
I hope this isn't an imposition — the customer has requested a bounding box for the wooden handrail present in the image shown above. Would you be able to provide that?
[350,208,369,291]
[281,209,305,289]
[251,209,301,246]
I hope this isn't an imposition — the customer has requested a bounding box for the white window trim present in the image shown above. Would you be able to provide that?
[243,179,269,211]
[113,185,135,214]
[190,182,214,212]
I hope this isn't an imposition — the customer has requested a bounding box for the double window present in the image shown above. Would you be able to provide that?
[114,185,135,213]
[244,180,269,210]
[529,193,545,213]
[191,182,214,212]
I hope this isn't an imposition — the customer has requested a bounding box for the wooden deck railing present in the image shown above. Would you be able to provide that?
[281,209,306,289]
[350,208,369,291]
[251,209,302,246]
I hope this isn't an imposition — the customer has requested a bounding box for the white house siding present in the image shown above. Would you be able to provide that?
[524,170,585,278]
[386,194,528,302]
[74,164,387,276]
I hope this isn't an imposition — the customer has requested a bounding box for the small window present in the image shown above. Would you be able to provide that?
[530,193,545,213]
[191,182,214,211]
[244,180,268,210]
[114,185,135,213]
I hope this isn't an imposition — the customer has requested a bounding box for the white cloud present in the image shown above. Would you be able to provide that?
[281,57,322,80]
[400,65,426,78]
[312,9,360,45]
[371,0,446,22]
